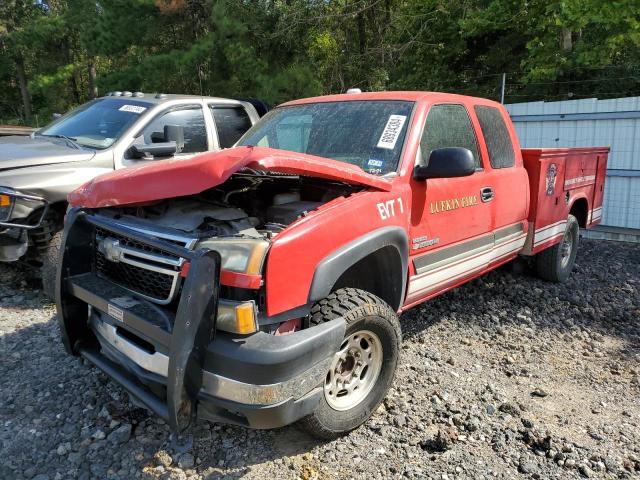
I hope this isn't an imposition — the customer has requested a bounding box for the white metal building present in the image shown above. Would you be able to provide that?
[506,96,640,239]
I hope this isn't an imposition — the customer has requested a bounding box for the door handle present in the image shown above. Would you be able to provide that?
[480,187,494,203]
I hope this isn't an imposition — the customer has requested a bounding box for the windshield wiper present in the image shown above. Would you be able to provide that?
[39,133,82,149]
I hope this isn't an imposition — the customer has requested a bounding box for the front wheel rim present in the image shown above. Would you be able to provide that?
[324,329,383,411]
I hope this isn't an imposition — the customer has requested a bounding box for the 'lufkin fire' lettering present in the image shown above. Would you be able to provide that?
[430,195,478,214]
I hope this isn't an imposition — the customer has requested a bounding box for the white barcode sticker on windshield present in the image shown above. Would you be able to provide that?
[119,105,146,114]
[376,115,407,150]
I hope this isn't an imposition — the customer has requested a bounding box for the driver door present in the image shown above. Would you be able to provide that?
[406,103,494,305]
[124,105,209,166]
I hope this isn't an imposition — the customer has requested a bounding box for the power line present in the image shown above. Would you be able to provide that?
[506,76,640,86]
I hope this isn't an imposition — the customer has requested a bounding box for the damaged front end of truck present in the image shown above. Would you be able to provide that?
[57,146,389,435]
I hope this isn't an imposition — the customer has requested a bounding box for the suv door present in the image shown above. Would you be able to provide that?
[124,104,208,166]
[406,103,494,305]
[209,105,253,149]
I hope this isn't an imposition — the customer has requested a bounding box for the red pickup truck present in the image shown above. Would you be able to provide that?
[57,91,608,440]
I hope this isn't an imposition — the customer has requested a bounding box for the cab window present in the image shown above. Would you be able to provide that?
[142,106,207,154]
[420,104,481,169]
[474,105,515,168]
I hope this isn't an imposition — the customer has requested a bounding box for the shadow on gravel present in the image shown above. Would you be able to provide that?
[400,239,640,361]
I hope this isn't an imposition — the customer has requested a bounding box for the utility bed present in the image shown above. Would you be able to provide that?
[521,147,609,255]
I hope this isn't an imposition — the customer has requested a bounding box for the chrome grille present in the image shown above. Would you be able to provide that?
[94,225,195,304]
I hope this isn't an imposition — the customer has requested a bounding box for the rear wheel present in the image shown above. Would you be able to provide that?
[535,214,579,283]
[299,288,401,439]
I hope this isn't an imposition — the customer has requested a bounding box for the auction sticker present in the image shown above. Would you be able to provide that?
[119,105,147,114]
[376,115,407,150]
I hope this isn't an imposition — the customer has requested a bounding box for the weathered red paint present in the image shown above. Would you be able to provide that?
[522,147,609,255]
[67,92,609,321]
[68,146,391,208]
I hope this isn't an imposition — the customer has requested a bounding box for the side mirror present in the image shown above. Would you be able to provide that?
[163,124,184,152]
[149,125,184,150]
[413,147,476,181]
[129,141,177,159]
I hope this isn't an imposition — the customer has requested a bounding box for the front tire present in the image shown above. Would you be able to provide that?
[535,214,579,283]
[299,288,401,439]
[41,229,63,299]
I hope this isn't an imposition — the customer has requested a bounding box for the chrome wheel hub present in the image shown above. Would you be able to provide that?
[324,330,383,411]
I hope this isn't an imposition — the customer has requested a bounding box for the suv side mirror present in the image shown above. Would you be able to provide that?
[129,141,178,159]
[163,124,184,152]
[413,147,476,181]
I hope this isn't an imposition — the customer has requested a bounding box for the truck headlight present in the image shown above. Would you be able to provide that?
[217,300,259,334]
[197,238,269,275]
[0,189,15,222]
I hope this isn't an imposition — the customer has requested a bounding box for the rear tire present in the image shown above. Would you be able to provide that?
[41,229,63,300]
[535,214,579,283]
[299,288,401,439]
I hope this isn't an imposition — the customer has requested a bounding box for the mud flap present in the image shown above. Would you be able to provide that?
[167,249,221,434]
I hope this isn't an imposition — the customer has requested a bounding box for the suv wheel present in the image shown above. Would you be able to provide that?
[299,288,401,439]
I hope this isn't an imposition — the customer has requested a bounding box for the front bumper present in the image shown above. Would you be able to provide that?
[0,228,28,262]
[0,187,49,230]
[57,209,345,433]
[0,188,49,261]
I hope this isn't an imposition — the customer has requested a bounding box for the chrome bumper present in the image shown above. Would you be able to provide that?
[90,313,332,406]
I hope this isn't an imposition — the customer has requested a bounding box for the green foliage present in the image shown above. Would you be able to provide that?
[1,0,639,125]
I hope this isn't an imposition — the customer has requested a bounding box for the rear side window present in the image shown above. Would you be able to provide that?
[474,106,515,168]
[421,104,481,168]
[210,106,252,148]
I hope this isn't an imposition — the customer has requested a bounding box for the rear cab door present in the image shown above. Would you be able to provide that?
[405,101,494,306]
[208,102,257,149]
[472,103,529,268]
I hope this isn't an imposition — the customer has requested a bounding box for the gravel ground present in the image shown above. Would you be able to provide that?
[1,238,639,480]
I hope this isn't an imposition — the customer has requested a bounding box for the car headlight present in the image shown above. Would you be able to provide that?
[0,188,15,222]
[197,238,269,275]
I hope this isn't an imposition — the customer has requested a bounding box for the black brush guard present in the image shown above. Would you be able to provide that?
[57,208,221,435]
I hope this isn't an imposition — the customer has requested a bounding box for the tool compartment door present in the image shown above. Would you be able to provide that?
[563,148,598,190]
[590,151,608,225]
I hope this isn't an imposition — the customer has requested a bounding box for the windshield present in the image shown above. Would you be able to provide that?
[238,100,414,175]
[39,98,152,149]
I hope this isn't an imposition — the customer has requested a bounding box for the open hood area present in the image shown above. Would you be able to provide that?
[68,146,392,208]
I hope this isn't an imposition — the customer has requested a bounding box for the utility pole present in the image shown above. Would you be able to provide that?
[500,73,506,104]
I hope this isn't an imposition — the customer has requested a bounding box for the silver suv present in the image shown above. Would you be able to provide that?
[0,92,262,295]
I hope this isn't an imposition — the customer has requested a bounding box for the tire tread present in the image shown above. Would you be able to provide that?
[301,287,401,440]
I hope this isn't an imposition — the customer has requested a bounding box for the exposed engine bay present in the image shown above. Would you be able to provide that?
[98,172,359,239]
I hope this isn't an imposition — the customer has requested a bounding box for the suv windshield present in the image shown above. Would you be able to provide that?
[238,100,414,175]
[39,98,152,149]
